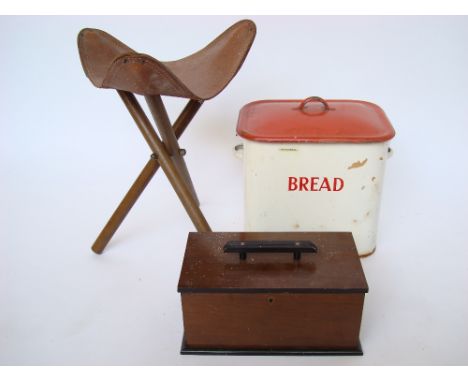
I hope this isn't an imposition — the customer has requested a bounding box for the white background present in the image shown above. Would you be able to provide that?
[1,16,467,365]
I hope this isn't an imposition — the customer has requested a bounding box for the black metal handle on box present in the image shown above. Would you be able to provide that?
[223,240,318,261]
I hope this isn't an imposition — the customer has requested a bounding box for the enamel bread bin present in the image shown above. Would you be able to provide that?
[236,97,395,256]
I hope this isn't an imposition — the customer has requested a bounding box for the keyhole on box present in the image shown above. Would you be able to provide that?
[267,297,274,304]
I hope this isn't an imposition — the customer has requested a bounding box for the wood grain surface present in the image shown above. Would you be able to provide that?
[178,232,368,293]
[182,293,364,349]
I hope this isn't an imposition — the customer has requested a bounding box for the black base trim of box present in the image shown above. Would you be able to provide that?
[180,336,363,356]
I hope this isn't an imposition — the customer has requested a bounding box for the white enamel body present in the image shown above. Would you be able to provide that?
[242,140,391,255]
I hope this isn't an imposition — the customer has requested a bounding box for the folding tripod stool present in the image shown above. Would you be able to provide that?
[77,20,256,254]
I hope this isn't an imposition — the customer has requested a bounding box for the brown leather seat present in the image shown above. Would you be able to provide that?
[78,20,256,100]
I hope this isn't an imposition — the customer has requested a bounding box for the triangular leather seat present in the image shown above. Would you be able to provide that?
[78,19,256,100]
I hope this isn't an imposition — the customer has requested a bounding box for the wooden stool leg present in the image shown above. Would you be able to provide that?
[172,99,203,138]
[92,156,159,254]
[118,90,211,232]
[145,95,200,205]
[92,100,202,254]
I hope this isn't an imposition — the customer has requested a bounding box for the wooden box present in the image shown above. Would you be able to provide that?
[177,232,368,355]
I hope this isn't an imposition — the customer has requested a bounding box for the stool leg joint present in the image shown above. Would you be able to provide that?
[151,149,186,160]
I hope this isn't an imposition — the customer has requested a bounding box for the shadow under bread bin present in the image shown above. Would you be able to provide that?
[236,97,395,256]
[178,232,368,355]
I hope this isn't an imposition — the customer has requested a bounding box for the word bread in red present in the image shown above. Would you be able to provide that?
[288,177,344,191]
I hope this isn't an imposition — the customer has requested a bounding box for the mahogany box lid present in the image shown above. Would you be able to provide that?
[177,232,368,294]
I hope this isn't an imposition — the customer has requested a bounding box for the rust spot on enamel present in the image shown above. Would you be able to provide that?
[348,158,368,170]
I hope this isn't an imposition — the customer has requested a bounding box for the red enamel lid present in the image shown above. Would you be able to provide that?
[237,97,395,143]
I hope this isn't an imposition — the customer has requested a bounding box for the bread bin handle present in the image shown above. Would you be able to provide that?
[298,96,331,111]
[223,240,317,261]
